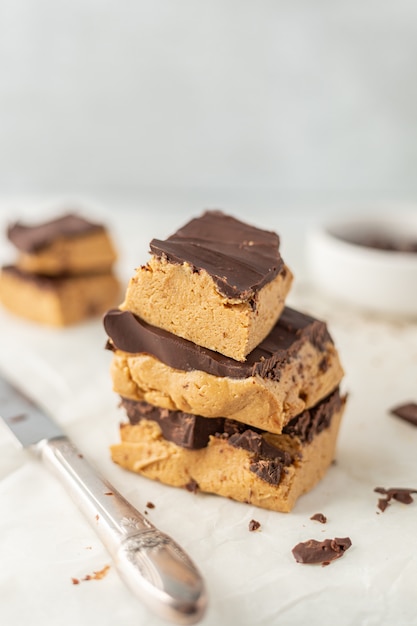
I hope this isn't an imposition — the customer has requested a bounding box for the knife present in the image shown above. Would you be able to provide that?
[0,374,207,624]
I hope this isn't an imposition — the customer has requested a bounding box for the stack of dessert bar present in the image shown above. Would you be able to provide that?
[104,210,345,512]
[0,213,120,326]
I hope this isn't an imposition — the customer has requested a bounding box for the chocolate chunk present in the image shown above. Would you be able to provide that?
[227,429,291,486]
[374,487,417,511]
[120,389,341,455]
[149,210,283,300]
[292,537,352,565]
[104,306,333,381]
[390,402,417,427]
[120,398,225,449]
[249,459,284,485]
[283,390,344,443]
[184,479,199,493]
[228,430,291,465]
[7,213,104,253]
[248,519,261,532]
[310,513,327,524]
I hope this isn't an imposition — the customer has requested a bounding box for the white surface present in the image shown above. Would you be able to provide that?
[0,203,417,626]
[307,213,417,316]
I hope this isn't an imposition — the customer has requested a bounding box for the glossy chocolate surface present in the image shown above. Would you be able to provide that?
[149,210,284,299]
[7,213,104,253]
[104,306,333,379]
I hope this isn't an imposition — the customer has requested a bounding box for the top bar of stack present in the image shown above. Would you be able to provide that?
[120,210,293,361]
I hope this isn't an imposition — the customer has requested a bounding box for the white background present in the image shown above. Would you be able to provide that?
[1,1,417,214]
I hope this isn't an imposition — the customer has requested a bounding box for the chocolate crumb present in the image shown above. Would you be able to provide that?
[310,513,327,524]
[104,492,113,496]
[185,479,199,493]
[374,487,417,511]
[249,519,261,532]
[82,565,111,582]
[390,402,417,427]
[146,501,155,509]
[292,537,352,565]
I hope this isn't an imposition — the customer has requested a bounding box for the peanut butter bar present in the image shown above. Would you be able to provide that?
[104,307,344,434]
[111,389,346,513]
[7,213,117,275]
[0,265,120,326]
[120,210,293,361]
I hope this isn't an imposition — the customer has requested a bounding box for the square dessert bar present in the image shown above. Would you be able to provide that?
[104,306,344,434]
[121,210,293,361]
[0,265,120,326]
[111,389,346,513]
[7,213,117,275]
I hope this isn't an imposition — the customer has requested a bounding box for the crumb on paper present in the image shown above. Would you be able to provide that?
[248,519,261,532]
[310,513,327,524]
[374,487,417,512]
[72,565,111,585]
[146,501,155,509]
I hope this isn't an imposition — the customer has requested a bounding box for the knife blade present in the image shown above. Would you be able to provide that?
[0,374,207,624]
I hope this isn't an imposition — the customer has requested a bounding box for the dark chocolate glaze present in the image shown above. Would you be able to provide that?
[119,388,342,486]
[149,210,284,299]
[7,213,104,253]
[104,306,333,379]
[120,398,225,449]
[1,264,110,288]
[283,390,344,443]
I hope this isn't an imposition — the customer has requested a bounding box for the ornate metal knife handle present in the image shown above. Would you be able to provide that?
[37,436,207,624]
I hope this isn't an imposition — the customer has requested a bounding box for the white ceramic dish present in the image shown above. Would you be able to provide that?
[306,213,417,317]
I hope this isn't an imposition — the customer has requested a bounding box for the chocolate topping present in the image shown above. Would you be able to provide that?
[120,398,225,449]
[1,264,111,289]
[292,537,352,565]
[104,306,333,379]
[7,213,104,253]
[390,402,417,427]
[283,390,344,443]
[121,389,340,452]
[149,210,283,299]
[119,388,341,486]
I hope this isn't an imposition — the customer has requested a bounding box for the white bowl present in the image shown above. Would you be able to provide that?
[306,213,417,317]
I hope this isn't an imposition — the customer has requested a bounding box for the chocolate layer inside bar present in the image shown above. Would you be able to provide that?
[7,213,104,253]
[149,210,284,299]
[1,264,112,287]
[104,306,333,380]
[119,389,343,487]
[120,388,343,450]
